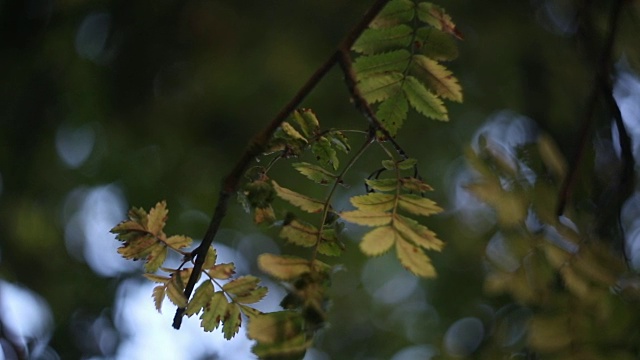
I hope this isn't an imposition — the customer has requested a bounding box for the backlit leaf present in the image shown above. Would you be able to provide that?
[397,158,418,170]
[252,334,311,359]
[208,263,236,280]
[201,291,228,332]
[117,235,157,259]
[353,50,410,76]
[248,311,305,344]
[258,254,312,280]
[202,246,217,269]
[416,27,459,61]
[254,206,276,224]
[281,122,308,143]
[110,220,145,235]
[402,75,448,121]
[358,72,403,104]
[223,276,261,296]
[411,55,462,102]
[293,162,336,184]
[340,210,392,226]
[396,239,436,277]
[370,0,415,28]
[223,304,242,340]
[397,194,442,216]
[186,281,215,316]
[128,207,148,227]
[400,177,433,192]
[143,273,170,283]
[350,193,395,211]
[280,218,318,247]
[144,243,167,272]
[152,285,165,313]
[416,2,463,40]
[394,215,444,251]
[311,136,339,170]
[165,235,192,249]
[376,91,409,135]
[272,181,325,213]
[147,201,168,236]
[353,25,413,54]
[360,226,397,256]
[365,178,398,192]
[166,275,188,308]
[235,286,268,304]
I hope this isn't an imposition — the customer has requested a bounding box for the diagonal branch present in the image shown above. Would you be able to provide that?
[173,0,392,329]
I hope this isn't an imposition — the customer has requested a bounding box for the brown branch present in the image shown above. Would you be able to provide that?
[173,0,392,329]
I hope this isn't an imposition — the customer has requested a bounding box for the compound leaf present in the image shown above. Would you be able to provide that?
[396,238,436,277]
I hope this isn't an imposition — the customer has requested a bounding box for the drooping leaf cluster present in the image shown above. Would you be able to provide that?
[352,0,463,136]
[464,136,640,358]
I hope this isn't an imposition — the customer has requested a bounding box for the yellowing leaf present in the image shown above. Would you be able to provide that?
[358,72,403,104]
[400,177,433,192]
[360,226,396,256]
[209,263,236,280]
[110,220,145,235]
[411,55,462,102]
[144,243,167,272]
[166,275,188,308]
[201,291,228,332]
[272,181,324,213]
[291,109,319,138]
[281,122,308,143]
[165,235,192,249]
[370,0,415,28]
[340,210,392,226]
[143,273,170,283]
[365,178,398,192]
[402,75,448,121]
[416,27,459,61]
[202,247,217,269]
[394,215,444,251]
[350,193,395,212]
[397,194,442,216]
[353,25,413,54]
[327,130,350,153]
[416,2,463,40]
[235,286,268,304]
[396,239,436,277]
[186,281,215,317]
[152,285,165,313]
[292,162,336,184]
[247,311,305,344]
[223,304,242,340]
[117,235,157,259]
[280,218,318,247]
[147,201,168,236]
[254,206,276,225]
[223,276,261,296]
[127,207,148,227]
[258,254,312,280]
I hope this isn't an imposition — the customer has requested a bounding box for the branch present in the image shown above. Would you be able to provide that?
[173,0,392,329]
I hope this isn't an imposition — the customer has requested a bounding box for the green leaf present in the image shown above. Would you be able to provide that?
[147,201,168,236]
[165,235,192,249]
[144,243,167,272]
[208,263,236,279]
[200,291,228,332]
[381,159,397,170]
[411,55,462,102]
[365,178,398,192]
[223,303,242,340]
[402,75,448,121]
[350,193,395,211]
[397,158,418,170]
[223,275,261,296]
[235,286,268,304]
[340,210,392,226]
[393,214,444,251]
[352,25,413,54]
[416,2,463,39]
[117,235,157,260]
[143,273,171,283]
[152,285,165,313]
[280,218,318,247]
[272,181,325,213]
[244,179,276,208]
[317,229,344,256]
[247,311,305,344]
[166,275,188,308]
[370,0,415,28]
[311,136,339,170]
[376,91,409,135]
[397,194,442,216]
[252,334,311,359]
[358,72,403,104]
[258,253,312,280]
[353,50,411,77]
[186,281,215,316]
[281,122,308,143]
[292,162,336,184]
[360,226,397,256]
[291,109,319,138]
[202,246,217,269]
[327,130,350,153]
[416,27,459,61]
[396,238,436,277]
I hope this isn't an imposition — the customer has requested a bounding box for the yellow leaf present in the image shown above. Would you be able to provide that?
[208,263,236,280]
[235,287,268,304]
[201,291,228,332]
[147,201,168,236]
[360,226,396,256]
[272,181,324,213]
[258,253,312,280]
[144,243,167,272]
[117,235,157,259]
[279,219,318,247]
[223,304,242,340]
[365,178,398,192]
[411,55,463,102]
[202,247,217,269]
[143,273,170,283]
[393,215,444,251]
[281,122,308,143]
[152,285,165,313]
[186,281,215,317]
[396,239,436,277]
[165,235,192,249]
[166,276,188,308]
[397,194,443,216]
[247,311,305,344]
[350,193,395,212]
[340,210,392,226]
[223,276,261,296]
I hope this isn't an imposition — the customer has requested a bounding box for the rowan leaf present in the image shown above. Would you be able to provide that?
[165,235,192,249]
[223,276,261,296]
[281,122,308,143]
[147,201,168,236]
[291,109,319,138]
[128,207,148,228]
[235,286,268,304]
[416,2,463,40]
[365,178,399,192]
[376,91,409,136]
[202,246,217,269]
[272,181,325,213]
[358,72,403,104]
[166,275,188,308]
[208,263,236,280]
[394,214,444,251]
[370,0,415,28]
[117,235,157,260]
[360,226,397,256]
[144,243,167,272]
[280,218,318,247]
[254,206,276,225]
[397,194,443,216]
[152,285,166,313]
[397,158,418,170]
[201,291,228,332]
[340,210,392,226]
[311,136,339,170]
[292,162,336,184]
[353,25,413,54]
[416,27,459,61]
[353,50,410,77]
[186,281,215,316]
[258,254,312,280]
[223,303,242,340]
[402,75,448,121]
[411,55,462,102]
[400,177,433,192]
[396,238,436,277]
[110,220,145,235]
[247,311,305,344]
[326,130,350,153]
[350,193,395,212]
[143,273,171,283]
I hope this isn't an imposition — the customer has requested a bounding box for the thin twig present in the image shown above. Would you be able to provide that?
[173,0,392,329]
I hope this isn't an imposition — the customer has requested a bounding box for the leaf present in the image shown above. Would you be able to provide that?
[143,273,171,283]
[370,0,415,28]
[166,275,188,308]
[411,55,462,102]
[223,303,242,340]
[327,130,350,153]
[280,218,318,247]
[382,159,397,170]
[200,291,228,332]
[353,50,411,77]
[340,210,392,226]
[365,178,398,192]
[402,75,448,121]
[202,246,217,269]
[352,25,413,54]
[357,72,403,104]
[416,27,459,61]
[311,136,339,170]
[397,194,442,216]
[281,122,308,143]
[397,158,418,170]
[223,276,261,296]
[394,215,444,251]
[208,263,236,280]
[291,109,319,138]
[165,235,192,249]
[350,193,395,212]
[254,206,276,224]
[258,254,312,280]
[110,220,145,235]
[128,207,148,227]
[252,334,311,359]
[144,243,167,272]
[117,235,157,259]
[244,179,276,208]
[186,281,215,316]
[396,238,436,277]
[376,91,409,136]
[248,311,305,344]
[360,226,397,256]
[147,201,168,236]
[416,2,463,40]
[272,181,325,213]
[152,285,166,313]
[235,286,268,304]
[400,177,433,192]
[292,162,336,184]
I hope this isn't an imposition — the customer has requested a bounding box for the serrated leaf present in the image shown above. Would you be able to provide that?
[360,226,397,256]
[202,246,217,269]
[281,122,308,143]
[365,178,398,192]
[398,194,443,216]
[292,162,336,184]
[402,75,448,121]
[311,136,339,170]
[152,285,166,313]
[223,304,242,340]
[147,201,168,236]
[143,273,171,283]
[280,218,318,247]
[416,27,459,61]
[353,50,411,77]
[272,181,325,213]
[209,263,236,280]
[327,130,350,153]
[144,243,167,272]
[417,2,463,40]
[340,210,392,226]
[370,0,415,28]
[117,235,157,259]
[239,304,263,318]
[317,238,343,256]
[186,281,215,316]
[350,193,395,211]
[223,276,261,296]
[358,72,403,104]
[201,291,228,332]
[411,55,462,102]
[394,214,444,251]
[128,207,148,227]
[248,311,305,344]
[110,220,145,235]
[376,91,409,135]
[400,177,433,192]
[166,275,188,308]
[353,25,413,54]
[235,286,268,304]
[165,235,192,249]
[258,254,312,280]
[396,238,436,277]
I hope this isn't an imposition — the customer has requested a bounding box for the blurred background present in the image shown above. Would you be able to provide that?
[1,0,640,359]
